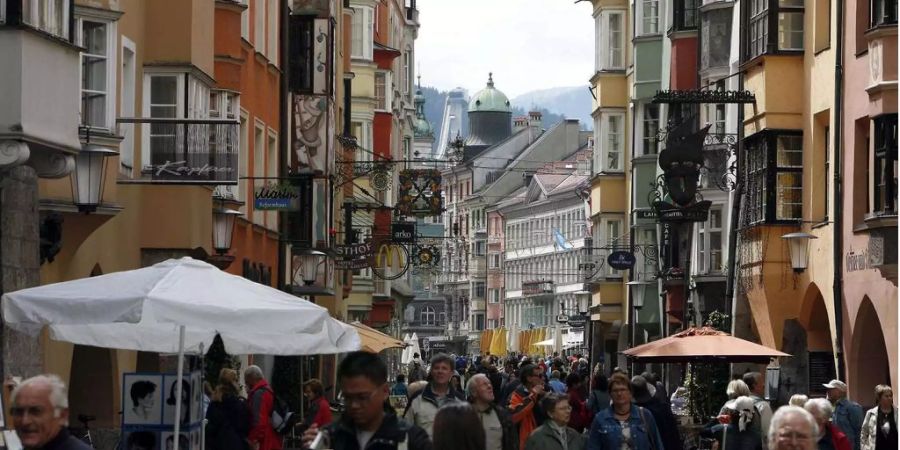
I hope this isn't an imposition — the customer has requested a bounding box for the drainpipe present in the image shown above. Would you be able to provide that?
[726,0,747,336]
[832,0,846,381]
[277,0,289,292]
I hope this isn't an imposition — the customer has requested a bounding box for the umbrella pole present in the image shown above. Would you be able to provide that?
[174,325,185,450]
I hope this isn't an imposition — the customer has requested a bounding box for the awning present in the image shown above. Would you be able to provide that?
[350,321,406,354]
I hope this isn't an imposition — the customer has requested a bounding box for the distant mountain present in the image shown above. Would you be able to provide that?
[420,86,572,148]
[511,86,593,130]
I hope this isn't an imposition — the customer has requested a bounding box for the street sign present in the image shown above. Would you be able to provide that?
[391,223,415,243]
[607,251,637,270]
[556,314,569,324]
[567,314,588,328]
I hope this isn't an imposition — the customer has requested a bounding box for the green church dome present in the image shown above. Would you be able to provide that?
[468,73,511,113]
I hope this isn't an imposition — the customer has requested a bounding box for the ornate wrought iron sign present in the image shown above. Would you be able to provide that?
[649,118,713,223]
[652,89,756,104]
[396,169,443,217]
[607,251,637,270]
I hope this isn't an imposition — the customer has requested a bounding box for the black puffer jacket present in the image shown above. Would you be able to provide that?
[325,411,432,450]
[206,395,252,450]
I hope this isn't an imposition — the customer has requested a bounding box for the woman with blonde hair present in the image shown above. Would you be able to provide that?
[789,394,809,407]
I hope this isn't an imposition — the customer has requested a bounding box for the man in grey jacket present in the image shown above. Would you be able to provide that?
[403,353,464,438]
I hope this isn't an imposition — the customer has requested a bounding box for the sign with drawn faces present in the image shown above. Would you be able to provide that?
[162,375,193,427]
[160,432,190,450]
[123,430,159,450]
[123,374,163,426]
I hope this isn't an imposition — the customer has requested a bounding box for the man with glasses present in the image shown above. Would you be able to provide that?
[10,374,92,450]
[508,363,548,450]
[302,351,432,450]
[768,406,818,450]
[403,353,465,439]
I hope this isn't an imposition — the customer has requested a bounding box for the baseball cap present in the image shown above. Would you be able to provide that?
[823,379,847,391]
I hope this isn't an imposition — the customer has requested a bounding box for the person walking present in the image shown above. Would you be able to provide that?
[565,373,591,433]
[466,373,517,450]
[586,373,663,450]
[433,402,484,450]
[767,406,818,450]
[804,398,851,450]
[859,385,897,450]
[391,374,408,397]
[245,365,283,450]
[301,351,431,450]
[302,379,333,429]
[632,375,683,450]
[702,396,763,450]
[404,353,465,439]
[10,375,92,450]
[549,371,567,394]
[408,354,427,383]
[824,380,864,450]
[508,363,548,450]
[743,372,774,448]
[525,393,586,450]
[206,382,252,450]
[586,373,611,418]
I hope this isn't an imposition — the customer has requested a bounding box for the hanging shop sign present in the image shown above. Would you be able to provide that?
[335,242,372,270]
[396,169,443,217]
[607,251,637,270]
[391,223,416,244]
[254,182,301,211]
[567,314,588,329]
[556,314,570,324]
[370,240,410,280]
[653,200,712,223]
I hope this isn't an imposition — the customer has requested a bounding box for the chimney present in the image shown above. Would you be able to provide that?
[528,111,542,128]
[513,116,528,133]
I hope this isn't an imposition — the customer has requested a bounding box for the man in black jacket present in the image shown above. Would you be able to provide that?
[632,375,683,450]
[10,375,92,450]
[467,374,518,450]
[303,352,432,450]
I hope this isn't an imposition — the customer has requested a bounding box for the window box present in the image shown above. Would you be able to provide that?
[742,130,803,225]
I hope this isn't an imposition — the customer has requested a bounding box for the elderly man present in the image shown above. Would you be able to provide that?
[404,353,465,438]
[10,374,91,450]
[824,380,864,450]
[768,406,818,450]
[467,373,517,450]
[744,372,774,448]
[804,398,851,450]
[245,365,283,450]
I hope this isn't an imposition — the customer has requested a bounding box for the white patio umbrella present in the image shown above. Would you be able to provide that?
[401,334,414,364]
[409,332,421,359]
[1,257,360,450]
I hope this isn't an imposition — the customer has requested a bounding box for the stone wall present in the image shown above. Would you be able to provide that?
[0,165,43,379]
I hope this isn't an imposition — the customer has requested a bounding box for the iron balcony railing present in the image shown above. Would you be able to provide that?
[117,117,240,184]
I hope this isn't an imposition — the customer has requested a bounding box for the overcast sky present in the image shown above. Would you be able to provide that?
[414,0,595,99]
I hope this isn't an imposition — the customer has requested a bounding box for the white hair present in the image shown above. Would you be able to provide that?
[11,374,69,423]
[789,394,809,407]
[244,365,264,380]
[803,398,833,422]
[768,406,819,449]
[466,373,489,399]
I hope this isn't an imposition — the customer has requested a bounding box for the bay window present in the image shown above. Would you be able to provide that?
[20,0,70,40]
[351,5,374,60]
[375,71,390,110]
[351,120,373,169]
[600,217,624,277]
[602,112,625,171]
[744,0,805,60]
[872,114,898,215]
[674,0,700,30]
[421,306,435,325]
[642,0,660,34]
[597,11,625,70]
[742,130,803,224]
[871,0,898,26]
[698,207,724,273]
[643,104,660,155]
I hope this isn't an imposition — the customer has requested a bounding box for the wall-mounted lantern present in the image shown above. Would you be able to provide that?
[72,127,117,213]
[782,232,818,273]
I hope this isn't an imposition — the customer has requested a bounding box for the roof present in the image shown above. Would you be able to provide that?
[468,73,511,113]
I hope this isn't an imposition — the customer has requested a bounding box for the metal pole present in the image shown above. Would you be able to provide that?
[173,325,186,450]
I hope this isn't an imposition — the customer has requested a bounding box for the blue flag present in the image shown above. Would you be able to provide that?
[554,228,573,249]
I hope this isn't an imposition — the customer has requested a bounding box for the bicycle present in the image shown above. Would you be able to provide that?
[69,414,96,447]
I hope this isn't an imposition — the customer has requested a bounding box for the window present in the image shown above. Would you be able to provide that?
[375,71,391,110]
[351,6,374,60]
[267,0,278,63]
[403,49,412,94]
[240,0,249,40]
[488,319,499,329]
[744,0,805,60]
[871,0,897,26]
[209,91,240,195]
[255,0,265,52]
[643,104,660,155]
[603,113,625,171]
[21,0,70,39]
[267,131,278,227]
[489,289,500,303]
[253,123,265,224]
[143,74,182,170]
[120,38,137,177]
[351,120,373,168]
[474,314,485,331]
[421,306,436,325]
[597,11,625,70]
[701,9,733,70]
[238,113,249,204]
[601,218,624,277]
[76,17,116,130]
[642,0,660,33]
[474,282,486,298]
[698,208,724,273]
[489,253,501,269]
[824,125,830,221]
[872,114,898,215]
[814,0,831,51]
[742,131,804,224]
[675,0,699,30]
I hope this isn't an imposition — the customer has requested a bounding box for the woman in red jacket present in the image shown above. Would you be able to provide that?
[303,379,333,428]
[805,398,852,450]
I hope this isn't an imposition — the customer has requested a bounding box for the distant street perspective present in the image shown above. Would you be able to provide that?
[0,1,896,450]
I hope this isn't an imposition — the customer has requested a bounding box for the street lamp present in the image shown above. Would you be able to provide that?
[71,133,117,213]
[782,232,818,273]
[212,199,243,255]
[575,291,591,315]
[295,248,327,285]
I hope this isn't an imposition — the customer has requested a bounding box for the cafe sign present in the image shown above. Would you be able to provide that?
[254,183,301,211]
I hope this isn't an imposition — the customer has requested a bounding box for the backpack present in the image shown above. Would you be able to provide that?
[262,386,295,435]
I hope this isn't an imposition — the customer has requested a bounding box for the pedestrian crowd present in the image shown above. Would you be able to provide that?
[3,354,895,450]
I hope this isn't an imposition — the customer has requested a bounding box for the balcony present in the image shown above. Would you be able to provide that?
[523,280,554,296]
[118,118,239,184]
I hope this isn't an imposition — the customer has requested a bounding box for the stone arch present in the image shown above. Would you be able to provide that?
[798,283,833,353]
[850,296,890,407]
[779,283,836,401]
